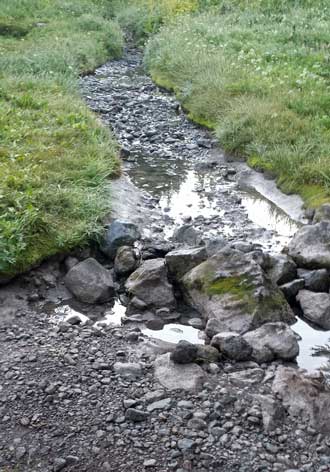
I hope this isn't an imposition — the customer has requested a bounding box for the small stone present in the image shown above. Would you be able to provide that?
[125,408,149,422]
[170,341,198,364]
[144,459,157,467]
[54,458,67,472]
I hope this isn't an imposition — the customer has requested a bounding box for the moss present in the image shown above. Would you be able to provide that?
[206,275,253,297]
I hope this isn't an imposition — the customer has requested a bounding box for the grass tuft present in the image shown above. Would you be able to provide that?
[137,0,330,207]
[0,0,123,278]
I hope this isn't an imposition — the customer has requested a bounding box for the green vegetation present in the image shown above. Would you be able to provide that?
[0,0,123,278]
[122,0,330,207]
[207,275,254,298]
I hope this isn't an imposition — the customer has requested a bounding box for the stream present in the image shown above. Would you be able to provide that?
[78,49,330,373]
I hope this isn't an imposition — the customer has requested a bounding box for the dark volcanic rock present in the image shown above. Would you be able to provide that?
[211,332,253,361]
[170,340,198,364]
[100,220,141,259]
[64,258,115,304]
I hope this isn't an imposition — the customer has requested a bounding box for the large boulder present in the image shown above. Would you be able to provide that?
[165,247,207,281]
[272,366,330,433]
[288,222,330,269]
[211,332,252,361]
[181,247,295,336]
[64,258,115,304]
[154,353,205,391]
[125,259,176,312]
[114,246,140,276]
[266,254,297,286]
[100,220,141,259]
[297,290,330,329]
[297,268,330,293]
[243,322,299,363]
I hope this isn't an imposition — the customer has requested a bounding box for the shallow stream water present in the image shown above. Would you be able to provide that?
[77,49,330,373]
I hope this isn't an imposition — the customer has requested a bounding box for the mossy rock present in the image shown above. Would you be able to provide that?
[182,246,295,336]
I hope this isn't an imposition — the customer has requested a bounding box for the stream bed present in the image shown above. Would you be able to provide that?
[79,49,330,374]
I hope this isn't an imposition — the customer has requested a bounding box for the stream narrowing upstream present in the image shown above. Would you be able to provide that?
[79,49,330,374]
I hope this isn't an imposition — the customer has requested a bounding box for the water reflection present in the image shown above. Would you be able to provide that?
[142,323,205,345]
[241,192,300,238]
[293,317,330,372]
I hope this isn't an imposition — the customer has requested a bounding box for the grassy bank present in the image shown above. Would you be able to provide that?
[0,0,123,279]
[118,0,330,207]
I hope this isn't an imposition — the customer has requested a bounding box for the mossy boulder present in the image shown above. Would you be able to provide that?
[181,247,295,336]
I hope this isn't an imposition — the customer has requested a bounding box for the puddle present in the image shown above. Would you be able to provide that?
[48,300,126,328]
[293,317,330,373]
[142,323,205,345]
[241,192,301,246]
[94,300,126,328]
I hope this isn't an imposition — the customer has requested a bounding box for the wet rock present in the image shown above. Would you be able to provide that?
[100,220,141,259]
[182,246,295,336]
[272,366,330,433]
[165,246,207,281]
[211,332,252,361]
[254,394,286,432]
[154,353,205,391]
[125,259,176,312]
[170,341,198,364]
[297,290,330,329]
[64,258,115,304]
[280,279,305,303]
[114,246,140,276]
[173,225,203,247]
[267,254,297,286]
[313,203,330,223]
[297,269,330,293]
[288,222,330,269]
[243,322,299,363]
[142,243,175,260]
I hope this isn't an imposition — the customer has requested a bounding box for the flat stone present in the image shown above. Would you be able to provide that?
[113,362,142,379]
[125,408,149,422]
[154,353,205,391]
[147,398,172,412]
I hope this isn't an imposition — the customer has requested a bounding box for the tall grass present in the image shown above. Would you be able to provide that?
[0,0,123,278]
[143,1,330,206]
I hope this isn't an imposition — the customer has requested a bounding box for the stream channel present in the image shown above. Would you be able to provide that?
[64,48,330,374]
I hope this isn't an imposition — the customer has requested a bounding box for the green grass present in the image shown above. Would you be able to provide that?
[0,0,123,278]
[140,0,330,207]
